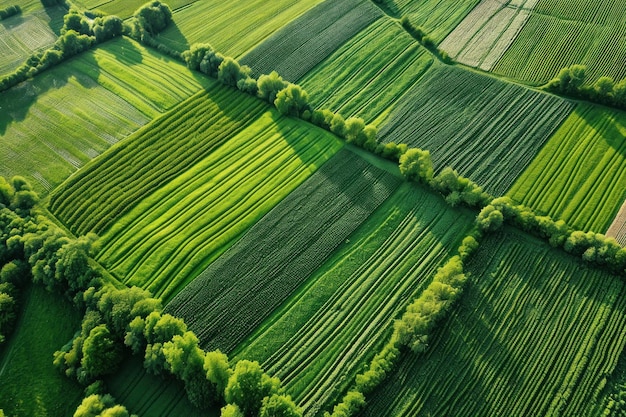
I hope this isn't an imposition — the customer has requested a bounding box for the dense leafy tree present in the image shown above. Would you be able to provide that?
[182,43,214,71]
[93,16,124,42]
[73,394,131,417]
[133,1,172,35]
[476,205,504,232]
[259,394,301,417]
[325,391,365,417]
[205,349,231,396]
[218,58,252,87]
[275,84,310,117]
[81,324,124,379]
[257,71,288,103]
[225,360,281,417]
[221,404,244,417]
[398,148,433,183]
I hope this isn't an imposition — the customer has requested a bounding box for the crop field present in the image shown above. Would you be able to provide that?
[164,149,401,353]
[0,38,207,194]
[0,0,43,12]
[439,0,539,71]
[0,7,64,76]
[156,0,325,57]
[300,18,434,123]
[379,64,574,196]
[508,104,626,232]
[606,200,626,246]
[240,0,382,82]
[0,285,83,417]
[49,84,267,235]
[96,111,342,302]
[72,0,194,18]
[363,228,626,417]
[234,183,473,415]
[393,0,481,42]
[493,0,626,84]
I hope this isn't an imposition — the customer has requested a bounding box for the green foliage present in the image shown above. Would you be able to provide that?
[0,5,21,20]
[274,84,310,117]
[73,394,130,417]
[325,391,365,417]
[133,0,172,35]
[218,57,252,87]
[221,404,244,417]
[205,350,232,398]
[92,16,124,43]
[257,71,288,104]
[225,360,281,417]
[476,205,504,232]
[259,394,302,417]
[545,64,587,95]
[182,43,215,71]
[81,325,124,379]
[398,148,433,183]
[431,167,492,208]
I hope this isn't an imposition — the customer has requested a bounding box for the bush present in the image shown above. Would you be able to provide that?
[257,71,288,103]
[274,84,310,117]
[0,5,20,20]
[133,0,172,35]
[398,148,433,183]
[182,43,214,71]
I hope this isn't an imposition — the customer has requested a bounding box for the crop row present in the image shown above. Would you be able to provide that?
[493,0,626,84]
[49,84,267,235]
[164,149,402,353]
[96,111,342,302]
[606,200,626,246]
[300,18,434,123]
[379,63,573,196]
[363,228,626,416]
[233,183,473,415]
[439,0,538,71]
[157,0,323,57]
[240,0,382,82]
[508,104,626,233]
[393,0,481,42]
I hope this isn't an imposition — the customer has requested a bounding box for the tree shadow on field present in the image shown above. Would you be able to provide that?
[103,36,144,66]
[579,106,626,157]
[42,5,66,36]
[156,17,189,52]
[0,48,101,135]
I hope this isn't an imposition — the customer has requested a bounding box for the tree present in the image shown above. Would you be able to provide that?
[476,205,504,232]
[257,71,288,103]
[183,43,214,70]
[613,78,626,104]
[259,394,301,417]
[93,16,124,42]
[81,324,124,379]
[199,50,224,77]
[205,349,232,396]
[343,117,365,143]
[0,177,13,207]
[594,76,614,99]
[0,291,16,343]
[274,84,310,117]
[221,404,244,417]
[218,58,251,87]
[133,1,172,35]
[546,64,586,95]
[399,148,433,183]
[224,360,281,417]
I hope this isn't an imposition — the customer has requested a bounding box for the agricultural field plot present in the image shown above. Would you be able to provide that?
[440,0,540,71]
[493,0,626,84]
[299,18,434,123]
[72,0,194,18]
[363,228,626,417]
[240,0,382,82]
[96,111,342,302]
[0,37,207,195]
[0,0,44,13]
[0,6,64,76]
[155,0,325,57]
[378,63,574,196]
[234,183,474,416]
[606,200,626,246]
[0,285,84,417]
[393,0,482,42]
[508,104,626,233]
[49,84,267,236]
[164,149,401,353]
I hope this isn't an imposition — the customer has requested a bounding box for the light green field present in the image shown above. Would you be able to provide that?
[300,18,434,123]
[0,285,83,417]
[0,6,64,76]
[493,0,626,84]
[233,183,473,415]
[72,0,194,18]
[394,0,481,42]
[508,104,626,232]
[0,37,207,195]
[0,0,44,13]
[156,0,325,57]
[363,228,626,416]
[96,110,342,302]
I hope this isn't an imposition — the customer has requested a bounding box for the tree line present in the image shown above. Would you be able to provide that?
[544,64,626,111]
[0,5,20,20]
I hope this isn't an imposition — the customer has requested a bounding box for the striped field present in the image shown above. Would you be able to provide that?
[606,200,626,246]
[493,0,626,84]
[379,64,574,196]
[0,38,207,195]
[164,150,401,352]
[300,17,434,123]
[96,110,342,302]
[508,104,626,233]
[234,183,473,416]
[363,228,626,416]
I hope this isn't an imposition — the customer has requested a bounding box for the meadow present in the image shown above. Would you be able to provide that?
[508,104,626,232]
[363,228,626,416]
[378,64,574,195]
[234,183,474,415]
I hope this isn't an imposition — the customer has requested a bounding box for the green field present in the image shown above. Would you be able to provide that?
[493,0,626,84]
[234,183,473,415]
[300,17,434,123]
[508,104,626,232]
[72,0,194,18]
[393,0,481,42]
[379,64,574,196]
[0,37,208,195]
[0,6,64,76]
[0,285,83,417]
[96,110,342,301]
[240,0,382,82]
[164,149,401,352]
[49,84,267,236]
[156,0,325,57]
[363,228,626,416]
